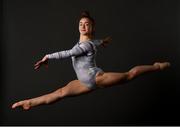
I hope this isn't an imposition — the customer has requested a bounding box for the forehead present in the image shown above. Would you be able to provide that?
[79,18,91,23]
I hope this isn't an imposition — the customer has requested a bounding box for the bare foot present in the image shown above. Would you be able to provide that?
[12,100,31,110]
[153,62,171,70]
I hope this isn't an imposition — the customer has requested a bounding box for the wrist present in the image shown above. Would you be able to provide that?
[45,55,49,59]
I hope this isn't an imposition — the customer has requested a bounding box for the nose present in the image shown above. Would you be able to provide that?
[82,24,85,28]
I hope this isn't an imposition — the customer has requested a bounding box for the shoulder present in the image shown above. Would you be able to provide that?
[78,41,94,50]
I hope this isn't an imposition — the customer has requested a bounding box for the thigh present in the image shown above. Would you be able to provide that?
[60,80,92,97]
[95,72,128,88]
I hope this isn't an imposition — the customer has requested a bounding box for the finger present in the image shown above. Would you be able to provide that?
[34,63,38,66]
[34,61,42,66]
[34,63,39,67]
[34,64,38,68]
[34,63,41,69]
[35,66,40,70]
[35,60,43,65]
[34,65,40,70]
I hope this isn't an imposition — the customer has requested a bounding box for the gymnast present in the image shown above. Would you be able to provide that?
[12,11,170,110]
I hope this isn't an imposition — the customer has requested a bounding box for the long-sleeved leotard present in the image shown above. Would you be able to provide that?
[46,40,104,89]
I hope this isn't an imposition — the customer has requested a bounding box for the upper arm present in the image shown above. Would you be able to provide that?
[93,40,103,47]
[70,42,93,56]
[47,42,93,59]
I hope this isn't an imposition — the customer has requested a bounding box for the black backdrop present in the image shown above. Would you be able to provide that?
[1,0,180,125]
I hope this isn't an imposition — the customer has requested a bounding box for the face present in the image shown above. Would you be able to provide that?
[79,18,94,36]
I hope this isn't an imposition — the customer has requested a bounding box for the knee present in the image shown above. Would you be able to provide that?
[54,88,67,99]
[128,69,138,80]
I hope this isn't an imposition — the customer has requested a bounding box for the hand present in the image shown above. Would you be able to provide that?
[102,36,112,47]
[34,55,48,70]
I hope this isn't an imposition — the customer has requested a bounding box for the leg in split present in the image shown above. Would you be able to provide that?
[11,62,170,110]
[11,80,92,110]
[95,62,170,88]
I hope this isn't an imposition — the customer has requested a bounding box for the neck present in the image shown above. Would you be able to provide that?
[79,34,93,43]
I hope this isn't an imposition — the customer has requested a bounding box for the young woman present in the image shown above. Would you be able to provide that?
[12,11,170,110]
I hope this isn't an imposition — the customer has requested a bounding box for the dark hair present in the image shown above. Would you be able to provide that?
[79,11,95,35]
[79,11,95,26]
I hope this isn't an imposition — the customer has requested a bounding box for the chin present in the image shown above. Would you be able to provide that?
[81,32,88,35]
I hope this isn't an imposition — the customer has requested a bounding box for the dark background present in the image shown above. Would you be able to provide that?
[1,0,180,125]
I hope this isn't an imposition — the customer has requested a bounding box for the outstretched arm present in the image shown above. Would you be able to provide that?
[93,36,112,48]
[45,42,94,59]
[34,42,93,70]
[101,36,112,47]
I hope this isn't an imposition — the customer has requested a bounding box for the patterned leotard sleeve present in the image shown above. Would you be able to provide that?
[46,42,94,59]
[93,40,103,47]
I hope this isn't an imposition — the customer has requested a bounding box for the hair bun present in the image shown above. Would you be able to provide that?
[81,11,90,17]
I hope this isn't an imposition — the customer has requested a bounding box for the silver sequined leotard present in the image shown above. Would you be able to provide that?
[46,40,104,89]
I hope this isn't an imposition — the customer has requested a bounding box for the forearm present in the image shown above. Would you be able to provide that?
[46,50,72,60]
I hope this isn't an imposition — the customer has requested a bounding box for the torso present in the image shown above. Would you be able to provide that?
[71,41,103,89]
